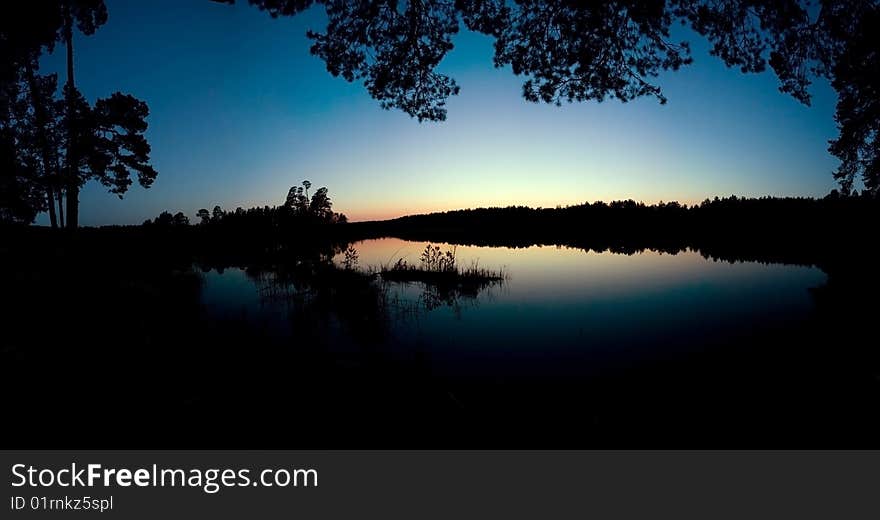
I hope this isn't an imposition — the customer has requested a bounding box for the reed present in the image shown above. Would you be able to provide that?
[378,244,505,286]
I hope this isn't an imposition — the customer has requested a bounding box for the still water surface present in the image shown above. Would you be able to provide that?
[200,238,826,380]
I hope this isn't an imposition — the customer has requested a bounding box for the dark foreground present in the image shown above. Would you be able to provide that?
[2,207,879,448]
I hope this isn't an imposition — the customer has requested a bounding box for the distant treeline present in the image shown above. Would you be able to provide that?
[132,191,880,256]
[351,192,877,242]
[340,192,879,272]
[25,190,877,272]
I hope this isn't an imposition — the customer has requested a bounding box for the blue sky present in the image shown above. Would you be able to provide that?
[37,0,841,225]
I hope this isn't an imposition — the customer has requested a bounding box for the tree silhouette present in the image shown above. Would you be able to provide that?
[286,184,305,213]
[55,86,157,206]
[284,180,314,215]
[90,93,158,195]
[22,59,65,228]
[0,3,64,85]
[197,208,211,225]
[154,210,173,227]
[172,211,190,226]
[214,0,844,114]
[197,181,347,231]
[308,186,332,220]
[1,74,45,223]
[1,60,65,226]
[149,210,190,227]
[0,2,67,225]
[216,0,880,192]
[60,0,108,229]
[828,6,880,193]
[1,0,158,226]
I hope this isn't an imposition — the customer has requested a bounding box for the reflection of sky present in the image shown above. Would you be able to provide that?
[35,0,841,225]
[199,268,293,338]
[338,237,827,304]
[331,238,828,369]
[197,239,828,377]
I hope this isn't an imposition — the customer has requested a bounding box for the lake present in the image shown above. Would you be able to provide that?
[202,237,826,358]
[193,237,861,445]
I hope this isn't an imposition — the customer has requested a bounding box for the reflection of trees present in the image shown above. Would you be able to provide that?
[234,248,391,346]
[6,223,878,445]
[378,276,503,318]
[416,277,503,314]
[346,195,879,270]
[420,284,472,313]
[208,240,507,343]
[374,244,506,315]
[242,256,505,338]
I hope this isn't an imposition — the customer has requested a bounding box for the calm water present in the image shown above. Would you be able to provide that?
[200,238,827,381]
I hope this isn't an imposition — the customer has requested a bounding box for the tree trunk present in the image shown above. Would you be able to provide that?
[56,178,65,228]
[24,60,58,229]
[47,192,59,227]
[55,155,64,229]
[64,8,79,230]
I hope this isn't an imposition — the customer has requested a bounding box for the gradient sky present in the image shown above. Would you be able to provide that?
[37,0,841,226]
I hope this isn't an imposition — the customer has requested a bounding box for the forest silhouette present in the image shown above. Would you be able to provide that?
[2,2,880,448]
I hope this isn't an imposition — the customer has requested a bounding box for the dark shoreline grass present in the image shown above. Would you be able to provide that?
[378,262,506,285]
[376,244,506,287]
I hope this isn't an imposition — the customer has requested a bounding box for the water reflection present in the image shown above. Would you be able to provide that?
[338,237,825,303]
[201,238,826,374]
[6,229,874,447]
[183,237,865,446]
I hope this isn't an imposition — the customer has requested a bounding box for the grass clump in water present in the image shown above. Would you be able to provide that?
[378,244,505,287]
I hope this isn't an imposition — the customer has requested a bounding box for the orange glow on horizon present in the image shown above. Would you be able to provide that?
[344,196,713,222]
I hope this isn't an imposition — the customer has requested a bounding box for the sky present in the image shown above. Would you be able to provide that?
[37,0,841,226]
